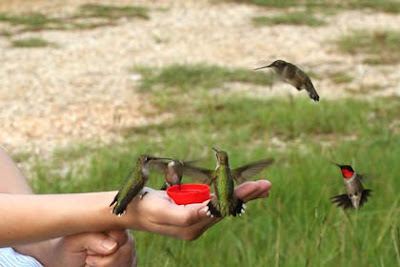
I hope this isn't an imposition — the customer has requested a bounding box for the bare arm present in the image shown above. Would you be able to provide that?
[0,148,32,194]
[0,147,272,249]
[0,191,125,246]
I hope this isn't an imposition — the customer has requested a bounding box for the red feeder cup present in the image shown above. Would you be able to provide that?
[167,184,210,205]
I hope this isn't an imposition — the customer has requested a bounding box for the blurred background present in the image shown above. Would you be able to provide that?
[1,0,399,266]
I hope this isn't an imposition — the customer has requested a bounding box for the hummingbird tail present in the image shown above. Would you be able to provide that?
[207,200,222,217]
[305,79,319,102]
[230,198,244,217]
[112,204,127,216]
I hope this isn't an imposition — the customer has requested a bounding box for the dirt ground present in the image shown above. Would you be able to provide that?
[1,0,399,154]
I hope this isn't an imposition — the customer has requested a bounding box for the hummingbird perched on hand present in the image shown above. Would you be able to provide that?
[110,154,172,216]
[151,159,198,190]
[331,163,372,210]
[254,59,320,102]
[184,147,274,217]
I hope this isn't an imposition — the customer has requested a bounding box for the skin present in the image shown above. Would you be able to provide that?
[1,148,137,266]
[0,147,272,266]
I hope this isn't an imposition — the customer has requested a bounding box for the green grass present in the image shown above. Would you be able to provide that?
[11,37,53,48]
[78,4,149,20]
[0,12,60,30]
[252,11,325,27]
[228,0,400,13]
[345,84,385,95]
[134,64,274,92]
[133,64,275,113]
[337,30,400,65]
[28,95,400,266]
[0,4,150,35]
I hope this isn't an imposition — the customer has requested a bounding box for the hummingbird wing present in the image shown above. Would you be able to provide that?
[111,179,146,215]
[150,161,168,173]
[331,193,353,209]
[359,189,372,207]
[181,165,214,185]
[232,158,274,184]
[356,173,366,182]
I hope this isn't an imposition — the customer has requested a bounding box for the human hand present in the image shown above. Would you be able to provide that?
[53,229,136,267]
[121,180,271,240]
[15,230,137,267]
[85,230,137,267]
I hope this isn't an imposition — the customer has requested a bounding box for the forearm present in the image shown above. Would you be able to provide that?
[0,148,32,194]
[0,191,133,246]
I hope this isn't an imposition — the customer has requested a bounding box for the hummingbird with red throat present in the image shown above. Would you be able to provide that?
[331,163,372,210]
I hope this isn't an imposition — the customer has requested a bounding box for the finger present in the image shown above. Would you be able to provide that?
[86,232,136,267]
[147,200,210,227]
[182,216,221,240]
[86,229,129,255]
[235,180,272,202]
[65,232,118,256]
[247,180,272,201]
[143,215,219,241]
[105,229,129,246]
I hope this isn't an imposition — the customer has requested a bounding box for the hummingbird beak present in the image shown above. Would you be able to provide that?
[212,147,219,153]
[254,64,272,71]
[177,179,182,190]
[330,161,342,168]
[148,156,173,162]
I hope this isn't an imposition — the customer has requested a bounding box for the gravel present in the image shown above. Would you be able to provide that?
[0,0,399,154]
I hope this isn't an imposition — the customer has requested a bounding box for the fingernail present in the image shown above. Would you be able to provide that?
[86,257,95,266]
[101,238,117,250]
[202,199,210,205]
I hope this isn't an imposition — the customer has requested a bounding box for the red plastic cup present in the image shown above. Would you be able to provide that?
[167,184,210,205]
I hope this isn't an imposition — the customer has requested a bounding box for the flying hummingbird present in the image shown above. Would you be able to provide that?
[110,154,171,216]
[331,163,372,210]
[184,147,274,217]
[254,59,320,102]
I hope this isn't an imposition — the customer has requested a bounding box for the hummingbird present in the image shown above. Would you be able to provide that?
[151,159,193,190]
[254,59,320,102]
[331,163,372,210]
[183,147,274,217]
[110,154,171,216]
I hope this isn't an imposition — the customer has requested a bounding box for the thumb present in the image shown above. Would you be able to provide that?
[66,232,119,256]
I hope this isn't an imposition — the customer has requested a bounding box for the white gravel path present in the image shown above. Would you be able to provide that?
[0,0,399,154]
